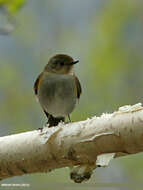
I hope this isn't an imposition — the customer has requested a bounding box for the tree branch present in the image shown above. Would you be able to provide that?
[0,103,143,183]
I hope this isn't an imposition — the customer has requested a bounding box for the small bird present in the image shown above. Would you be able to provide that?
[34,54,82,127]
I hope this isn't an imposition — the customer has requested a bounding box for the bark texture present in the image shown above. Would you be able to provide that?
[0,103,143,183]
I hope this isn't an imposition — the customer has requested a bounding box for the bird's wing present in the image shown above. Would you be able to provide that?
[34,72,43,98]
[34,72,50,119]
[74,75,82,99]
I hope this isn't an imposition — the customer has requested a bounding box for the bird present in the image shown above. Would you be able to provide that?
[34,54,82,127]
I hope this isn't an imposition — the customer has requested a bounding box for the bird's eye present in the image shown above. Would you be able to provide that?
[60,62,64,66]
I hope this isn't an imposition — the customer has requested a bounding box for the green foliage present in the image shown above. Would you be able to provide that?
[0,0,26,14]
[85,0,143,114]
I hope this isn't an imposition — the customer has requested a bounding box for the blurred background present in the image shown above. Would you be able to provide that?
[0,0,143,189]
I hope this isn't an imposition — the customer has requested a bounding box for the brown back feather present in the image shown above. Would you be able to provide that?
[74,75,82,99]
[34,72,43,95]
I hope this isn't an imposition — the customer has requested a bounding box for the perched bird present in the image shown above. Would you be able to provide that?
[34,54,82,127]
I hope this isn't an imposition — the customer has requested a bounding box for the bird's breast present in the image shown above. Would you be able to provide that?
[38,73,77,117]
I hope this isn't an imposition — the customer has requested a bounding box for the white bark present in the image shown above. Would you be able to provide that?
[0,103,143,183]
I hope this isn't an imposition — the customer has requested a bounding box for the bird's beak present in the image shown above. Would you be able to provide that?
[70,60,79,65]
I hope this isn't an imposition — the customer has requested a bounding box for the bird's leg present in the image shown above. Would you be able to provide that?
[37,110,49,131]
[68,114,71,122]
[64,115,71,124]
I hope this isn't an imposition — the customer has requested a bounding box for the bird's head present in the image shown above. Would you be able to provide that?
[44,54,79,74]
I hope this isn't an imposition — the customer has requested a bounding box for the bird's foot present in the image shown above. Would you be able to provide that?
[37,127,43,132]
[64,121,71,124]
